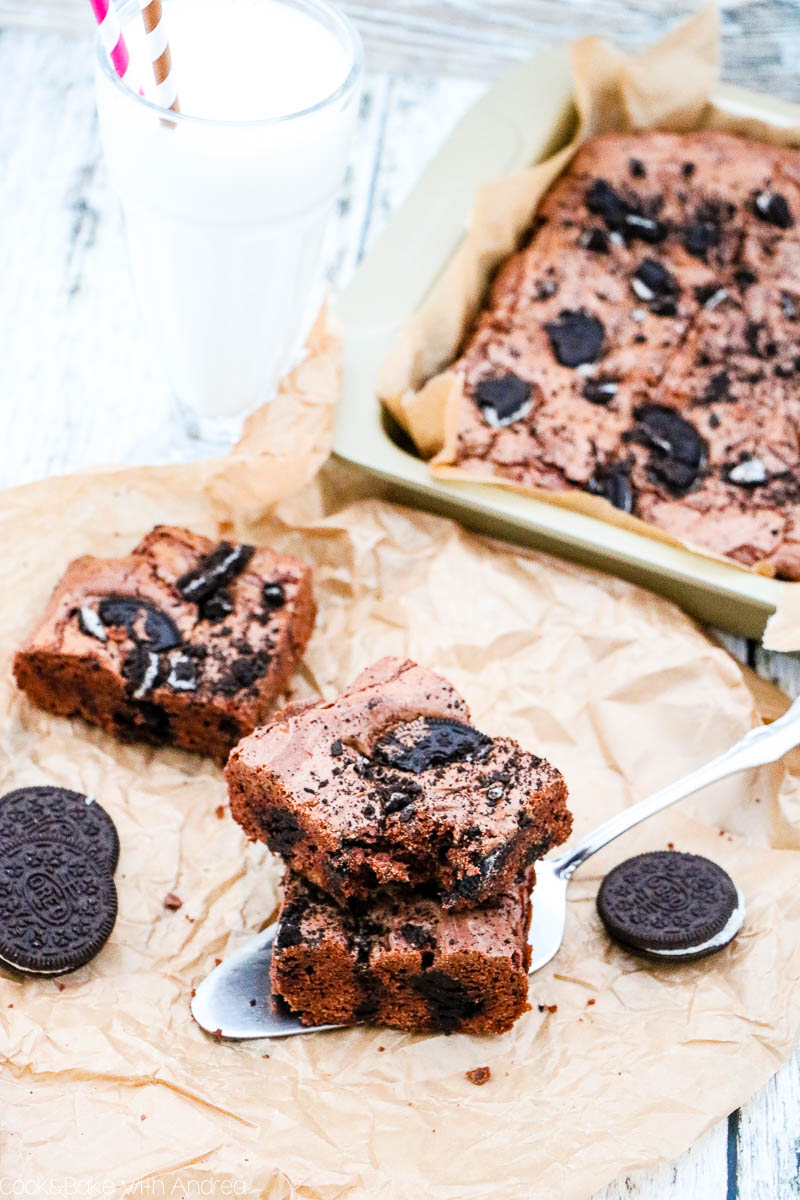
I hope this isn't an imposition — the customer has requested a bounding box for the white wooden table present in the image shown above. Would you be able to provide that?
[2,3,800,1195]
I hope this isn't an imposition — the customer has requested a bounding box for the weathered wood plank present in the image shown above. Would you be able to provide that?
[595,1121,729,1200]
[3,1,800,93]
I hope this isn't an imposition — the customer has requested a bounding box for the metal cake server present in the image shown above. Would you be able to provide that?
[192,694,800,1038]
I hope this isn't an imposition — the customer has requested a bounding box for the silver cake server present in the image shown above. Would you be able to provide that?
[192,694,800,1038]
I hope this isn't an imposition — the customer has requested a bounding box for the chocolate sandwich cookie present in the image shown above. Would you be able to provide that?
[0,786,120,873]
[0,838,118,975]
[597,850,744,963]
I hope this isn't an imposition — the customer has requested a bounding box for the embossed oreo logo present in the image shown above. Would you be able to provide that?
[23,871,73,926]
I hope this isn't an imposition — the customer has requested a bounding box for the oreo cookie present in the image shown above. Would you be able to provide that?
[0,839,117,976]
[597,850,743,963]
[373,718,492,774]
[0,786,120,873]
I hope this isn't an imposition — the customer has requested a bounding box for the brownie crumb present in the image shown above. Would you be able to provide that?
[163,892,183,911]
[466,1066,492,1086]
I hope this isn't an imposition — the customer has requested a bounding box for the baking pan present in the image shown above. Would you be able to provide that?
[332,46,800,639]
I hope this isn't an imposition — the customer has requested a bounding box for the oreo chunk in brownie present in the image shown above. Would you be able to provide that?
[438,131,800,579]
[14,526,316,761]
[226,656,571,908]
[0,838,117,976]
[0,786,119,872]
[597,850,743,963]
[270,869,535,1034]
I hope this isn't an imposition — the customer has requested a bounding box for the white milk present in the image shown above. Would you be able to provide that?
[95,0,361,436]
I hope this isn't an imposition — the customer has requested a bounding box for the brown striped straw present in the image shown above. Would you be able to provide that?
[139,0,179,112]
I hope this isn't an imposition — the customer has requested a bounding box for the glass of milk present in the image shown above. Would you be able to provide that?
[95,0,362,445]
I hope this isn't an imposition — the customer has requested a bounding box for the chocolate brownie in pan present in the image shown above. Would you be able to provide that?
[443,131,800,577]
[226,656,571,908]
[270,868,535,1034]
[14,526,315,760]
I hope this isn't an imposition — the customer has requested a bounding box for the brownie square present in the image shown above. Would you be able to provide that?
[14,526,315,760]
[270,869,535,1034]
[226,656,571,908]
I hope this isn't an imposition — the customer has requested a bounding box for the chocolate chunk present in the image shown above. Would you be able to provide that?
[262,582,286,610]
[374,717,492,774]
[0,786,119,874]
[166,654,197,692]
[97,596,181,651]
[262,808,304,856]
[589,461,634,514]
[700,371,731,405]
[727,457,768,486]
[597,850,741,962]
[632,258,678,302]
[682,221,719,259]
[734,268,757,290]
[176,541,255,605]
[199,589,234,624]
[580,227,610,254]
[585,179,665,242]
[218,651,270,695]
[330,739,344,758]
[381,779,421,816]
[401,922,435,949]
[624,213,666,243]
[275,899,306,950]
[474,374,533,426]
[634,405,706,493]
[586,179,630,228]
[629,158,646,179]
[113,701,171,746]
[122,645,162,699]
[753,190,793,229]
[582,377,619,405]
[0,839,117,976]
[413,969,482,1034]
[682,161,696,178]
[544,310,605,367]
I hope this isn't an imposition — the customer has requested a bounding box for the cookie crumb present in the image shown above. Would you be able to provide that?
[538,1003,558,1013]
[163,892,183,910]
[215,805,226,819]
[586,998,595,1007]
[667,842,675,850]
[466,1066,491,1086]
[213,1028,223,1042]
[377,1046,385,1052]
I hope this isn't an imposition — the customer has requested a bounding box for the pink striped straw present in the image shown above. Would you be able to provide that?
[89,0,137,87]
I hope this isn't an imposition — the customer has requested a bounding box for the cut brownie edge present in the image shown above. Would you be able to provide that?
[14,526,316,761]
[270,871,534,1035]
[226,657,572,908]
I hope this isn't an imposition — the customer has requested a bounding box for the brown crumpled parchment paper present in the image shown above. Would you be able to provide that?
[2,314,800,1199]
[377,6,800,648]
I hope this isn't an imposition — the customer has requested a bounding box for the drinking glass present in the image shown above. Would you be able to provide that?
[95,0,362,445]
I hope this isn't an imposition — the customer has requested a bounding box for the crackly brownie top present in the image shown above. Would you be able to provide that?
[449,131,800,577]
[24,526,310,711]
[231,657,567,882]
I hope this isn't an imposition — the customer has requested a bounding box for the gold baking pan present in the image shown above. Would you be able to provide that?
[332,45,800,640]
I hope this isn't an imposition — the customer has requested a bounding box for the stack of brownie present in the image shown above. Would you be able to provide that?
[226,657,572,1035]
